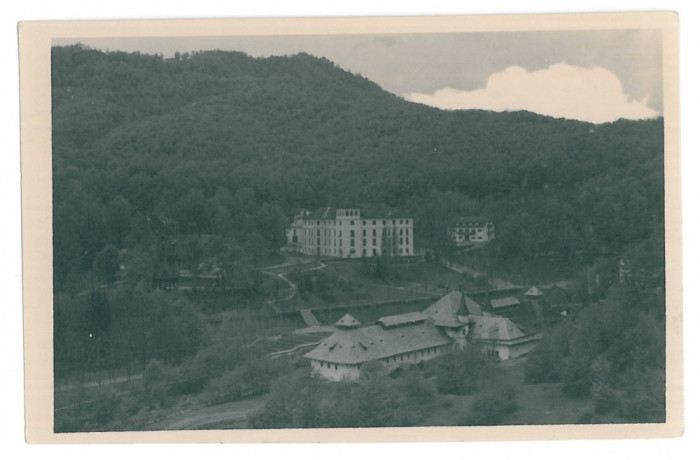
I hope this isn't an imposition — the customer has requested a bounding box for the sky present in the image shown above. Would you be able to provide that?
[56,29,663,124]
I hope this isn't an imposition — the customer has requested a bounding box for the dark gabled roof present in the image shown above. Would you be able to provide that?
[463,295,483,315]
[453,216,492,226]
[469,315,525,342]
[304,321,453,365]
[490,297,521,309]
[377,312,425,328]
[431,307,465,328]
[422,291,466,328]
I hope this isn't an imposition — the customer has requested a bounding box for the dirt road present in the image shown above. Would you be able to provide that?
[145,396,267,430]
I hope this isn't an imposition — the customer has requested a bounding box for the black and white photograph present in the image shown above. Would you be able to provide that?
[18,10,682,444]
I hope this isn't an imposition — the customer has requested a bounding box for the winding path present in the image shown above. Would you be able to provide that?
[145,397,267,430]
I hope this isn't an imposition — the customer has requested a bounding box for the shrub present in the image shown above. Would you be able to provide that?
[395,369,435,403]
[141,359,169,409]
[524,323,571,383]
[431,348,495,395]
[91,388,120,425]
[203,364,270,406]
[464,385,519,426]
[252,363,437,429]
[560,355,592,398]
[593,387,620,415]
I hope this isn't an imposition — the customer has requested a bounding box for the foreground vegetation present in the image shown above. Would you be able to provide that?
[524,285,665,422]
[54,341,300,432]
[252,282,665,429]
[56,275,664,432]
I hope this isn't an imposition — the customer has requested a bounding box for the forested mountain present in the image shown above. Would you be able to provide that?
[51,44,664,294]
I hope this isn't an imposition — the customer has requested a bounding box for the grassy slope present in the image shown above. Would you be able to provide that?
[420,360,594,426]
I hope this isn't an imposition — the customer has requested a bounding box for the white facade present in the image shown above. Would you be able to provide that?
[286,208,414,258]
[479,337,541,361]
[450,217,495,244]
[310,360,361,382]
[468,314,543,361]
[308,342,455,382]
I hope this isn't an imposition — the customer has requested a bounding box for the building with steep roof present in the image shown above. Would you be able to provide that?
[304,291,541,381]
[490,296,521,311]
[463,295,484,315]
[286,208,414,258]
[304,293,468,381]
[334,313,362,329]
[524,286,544,297]
[449,216,495,245]
[421,290,465,321]
[469,315,543,360]
[304,312,458,381]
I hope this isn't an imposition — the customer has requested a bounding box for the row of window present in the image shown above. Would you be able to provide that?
[387,346,443,364]
[304,246,410,256]
[453,235,487,241]
[360,247,412,256]
[311,228,412,238]
[306,237,411,247]
[303,246,412,256]
[456,228,484,234]
[304,218,413,227]
[306,237,411,246]
[305,233,413,247]
[318,361,344,370]
[317,346,447,372]
[358,219,411,226]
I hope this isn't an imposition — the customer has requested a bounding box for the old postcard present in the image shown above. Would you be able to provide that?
[19,12,682,442]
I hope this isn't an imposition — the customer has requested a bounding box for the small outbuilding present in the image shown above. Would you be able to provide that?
[468,315,543,360]
[523,286,544,298]
[490,296,521,311]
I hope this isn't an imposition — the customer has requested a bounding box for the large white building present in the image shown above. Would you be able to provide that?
[286,207,414,258]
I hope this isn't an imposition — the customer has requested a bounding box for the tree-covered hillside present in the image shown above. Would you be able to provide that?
[52,44,664,294]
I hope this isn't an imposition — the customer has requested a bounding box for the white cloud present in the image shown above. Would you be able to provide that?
[405,63,659,124]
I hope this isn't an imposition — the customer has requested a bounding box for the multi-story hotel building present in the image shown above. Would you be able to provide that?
[286,207,414,258]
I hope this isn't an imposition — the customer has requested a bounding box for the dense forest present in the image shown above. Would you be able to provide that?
[52,44,664,293]
[52,44,666,428]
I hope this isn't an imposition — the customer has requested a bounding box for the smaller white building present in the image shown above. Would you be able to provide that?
[468,315,543,360]
[449,216,495,245]
[490,296,521,312]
